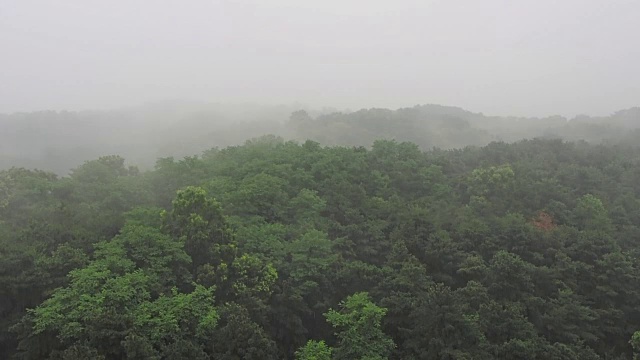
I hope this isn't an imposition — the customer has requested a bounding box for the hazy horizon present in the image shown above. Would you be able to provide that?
[1,100,639,121]
[2,0,639,118]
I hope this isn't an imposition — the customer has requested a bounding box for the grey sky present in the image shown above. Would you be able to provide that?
[1,0,638,117]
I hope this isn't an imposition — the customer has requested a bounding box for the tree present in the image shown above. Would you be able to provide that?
[208,303,279,360]
[324,292,395,360]
[571,194,613,232]
[295,340,332,360]
[15,224,216,359]
[164,186,235,274]
[631,331,640,360]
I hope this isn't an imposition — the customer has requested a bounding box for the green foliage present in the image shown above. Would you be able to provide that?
[468,164,516,197]
[5,137,640,359]
[295,340,332,360]
[164,186,235,272]
[324,292,395,360]
[631,331,640,360]
[231,253,278,300]
[208,303,279,360]
[572,194,613,232]
[17,223,210,359]
[288,230,336,294]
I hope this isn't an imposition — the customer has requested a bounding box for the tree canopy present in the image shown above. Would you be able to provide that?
[2,136,640,359]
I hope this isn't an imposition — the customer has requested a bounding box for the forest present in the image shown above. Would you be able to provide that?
[2,127,640,358]
[4,0,640,357]
[2,103,639,175]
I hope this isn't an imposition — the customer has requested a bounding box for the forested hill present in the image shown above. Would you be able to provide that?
[289,105,640,148]
[3,137,640,359]
[0,102,296,175]
[2,103,639,174]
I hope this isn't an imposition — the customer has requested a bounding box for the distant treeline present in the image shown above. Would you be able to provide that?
[1,102,639,174]
[289,105,640,148]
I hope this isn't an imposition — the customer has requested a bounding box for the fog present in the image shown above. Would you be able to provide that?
[3,3,640,357]
[2,0,639,117]
[1,1,639,174]
[1,101,639,175]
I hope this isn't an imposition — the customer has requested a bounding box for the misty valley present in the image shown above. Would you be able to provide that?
[2,105,640,359]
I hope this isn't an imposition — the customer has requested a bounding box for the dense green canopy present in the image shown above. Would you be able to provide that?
[2,137,640,359]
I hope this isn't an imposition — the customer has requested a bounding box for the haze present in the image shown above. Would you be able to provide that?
[1,0,638,117]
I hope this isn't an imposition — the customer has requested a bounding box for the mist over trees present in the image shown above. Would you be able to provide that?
[1,103,639,174]
[3,0,640,357]
[289,105,640,149]
[0,102,295,174]
[1,102,640,359]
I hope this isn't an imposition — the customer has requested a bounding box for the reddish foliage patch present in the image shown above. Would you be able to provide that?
[532,211,556,231]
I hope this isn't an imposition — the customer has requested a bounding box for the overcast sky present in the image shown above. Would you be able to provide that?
[1,0,638,117]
